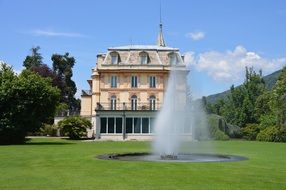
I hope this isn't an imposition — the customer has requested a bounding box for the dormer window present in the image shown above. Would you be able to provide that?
[169,53,178,65]
[139,52,149,64]
[110,52,119,64]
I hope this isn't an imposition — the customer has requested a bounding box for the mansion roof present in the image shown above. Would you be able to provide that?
[94,24,186,68]
[108,45,178,51]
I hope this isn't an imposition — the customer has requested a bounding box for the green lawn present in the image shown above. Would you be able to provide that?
[0,138,285,190]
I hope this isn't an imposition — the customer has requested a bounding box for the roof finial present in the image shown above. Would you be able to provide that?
[160,1,162,24]
[157,1,166,47]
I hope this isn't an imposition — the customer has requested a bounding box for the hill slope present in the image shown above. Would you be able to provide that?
[206,69,282,104]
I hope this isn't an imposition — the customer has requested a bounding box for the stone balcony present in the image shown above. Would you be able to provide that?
[95,102,162,111]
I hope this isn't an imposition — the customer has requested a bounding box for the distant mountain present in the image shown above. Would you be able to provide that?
[263,69,282,89]
[206,69,282,104]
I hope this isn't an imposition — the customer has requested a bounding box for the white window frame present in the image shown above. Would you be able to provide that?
[131,76,138,88]
[140,54,148,64]
[149,96,156,110]
[131,95,137,110]
[169,53,177,65]
[149,76,156,88]
[111,54,118,65]
[111,76,117,88]
[110,96,117,110]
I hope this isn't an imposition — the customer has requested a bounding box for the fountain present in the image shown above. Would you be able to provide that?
[153,65,191,159]
[98,62,248,163]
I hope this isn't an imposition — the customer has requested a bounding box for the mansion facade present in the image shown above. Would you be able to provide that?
[81,27,188,140]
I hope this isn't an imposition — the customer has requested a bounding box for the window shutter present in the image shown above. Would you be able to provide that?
[137,76,140,87]
[116,76,119,87]
[156,76,158,88]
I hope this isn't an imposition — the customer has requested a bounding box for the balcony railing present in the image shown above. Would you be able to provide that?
[95,102,162,111]
[55,110,80,117]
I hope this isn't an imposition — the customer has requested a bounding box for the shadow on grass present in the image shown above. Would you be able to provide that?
[23,137,75,146]
[0,137,95,146]
[64,137,95,141]
[24,141,74,146]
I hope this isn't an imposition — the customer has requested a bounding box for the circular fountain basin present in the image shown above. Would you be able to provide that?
[97,153,248,163]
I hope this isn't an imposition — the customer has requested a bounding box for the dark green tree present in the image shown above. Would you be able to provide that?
[213,99,225,115]
[0,63,60,144]
[221,85,246,127]
[220,67,266,127]
[51,53,79,112]
[271,66,286,125]
[202,96,213,114]
[23,46,43,69]
[254,91,272,120]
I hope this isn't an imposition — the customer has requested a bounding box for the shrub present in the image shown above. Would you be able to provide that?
[208,114,230,140]
[259,114,276,129]
[225,124,242,138]
[193,127,210,141]
[211,126,230,140]
[257,125,286,142]
[242,124,260,140]
[58,116,92,139]
[40,124,58,136]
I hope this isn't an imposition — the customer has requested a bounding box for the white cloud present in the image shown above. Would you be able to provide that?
[185,31,205,41]
[30,29,85,38]
[184,45,286,82]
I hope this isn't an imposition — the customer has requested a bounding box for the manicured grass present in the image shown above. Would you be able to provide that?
[0,138,285,190]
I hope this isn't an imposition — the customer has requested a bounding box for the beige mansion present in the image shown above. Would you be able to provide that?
[80,26,188,140]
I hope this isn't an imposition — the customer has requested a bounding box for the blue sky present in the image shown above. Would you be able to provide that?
[1,0,286,98]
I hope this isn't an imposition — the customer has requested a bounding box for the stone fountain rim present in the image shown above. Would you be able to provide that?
[96,152,248,163]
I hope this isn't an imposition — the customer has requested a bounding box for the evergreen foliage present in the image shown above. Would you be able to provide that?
[0,63,60,144]
[270,67,286,126]
[23,47,80,113]
[257,125,286,142]
[51,53,80,112]
[205,66,286,142]
[242,124,260,140]
[23,46,43,69]
[207,114,230,140]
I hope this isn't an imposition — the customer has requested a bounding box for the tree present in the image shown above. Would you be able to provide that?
[271,66,286,125]
[23,46,43,69]
[23,47,80,114]
[51,53,79,112]
[23,47,63,89]
[201,96,213,114]
[219,67,266,127]
[221,85,247,127]
[58,116,92,139]
[0,63,60,144]
[254,91,272,120]
[30,64,64,88]
[212,99,225,115]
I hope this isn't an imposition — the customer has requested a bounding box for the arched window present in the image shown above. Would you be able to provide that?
[139,52,149,64]
[149,95,156,110]
[168,52,178,65]
[110,95,117,110]
[110,52,119,64]
[131,95,137,110]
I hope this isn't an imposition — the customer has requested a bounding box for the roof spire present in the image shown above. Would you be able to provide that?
[157,2,166,47]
